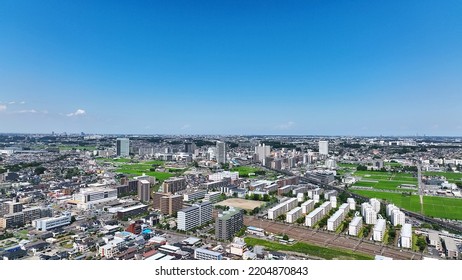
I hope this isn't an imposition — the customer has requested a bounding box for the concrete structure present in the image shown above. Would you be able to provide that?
[216,141,226,164]
[286,207,302,223]
[255,144,271,165]
[215,207,243,240]
[267,198,298,220]
[347,198,356,210]
[116,138,130,157]
[400,223,412,249]
[4,201,22,214]
[319,201,332,215]
[373,219,386,242]
[209,171,239,182]
[204,191,221,203]
[329,196,337,208]
[319,140,328,155]
[183,189,207,202]
[349,216,363,236]
[194,248,223,260]
[73,188,118,210]
[386,204,399,217]
[443,237,459,259]
[153,193,183,215]
[116,204,148,220]
[177,202,213,231]
[301,199,314,214]
[369,198,381,213]
[364,207,377,225]
[305,207,324,227]
[327,210,344,231]
[137,179,150,203]
[161,177,187,193]
[391,210,405,226]
[33,213,71,231]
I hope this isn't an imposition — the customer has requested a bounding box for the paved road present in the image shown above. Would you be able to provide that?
[244,216,421,260]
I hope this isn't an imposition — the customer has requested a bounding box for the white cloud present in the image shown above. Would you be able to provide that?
[276,121,295,130]
[181,124,191,130]
[20,101,26,104]
[17,109,37,114]
[8,101,15,105]
[0,104,6,112]
[66,109,86,117]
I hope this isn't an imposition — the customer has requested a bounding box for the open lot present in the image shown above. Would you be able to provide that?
[215,198,264,211]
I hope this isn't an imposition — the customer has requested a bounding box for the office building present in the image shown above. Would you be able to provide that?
[116,138,130,157]
[137,180,151,203]
[33,213,71,231]
[373,219,386,242]
[349,216,363,236]
[400,223,412,249]
[153,193,183,215]
[319,141,328,155]
[194,248,223,260]
[216,141,226,164]
[177,202,213,231]
[215,207,243,240]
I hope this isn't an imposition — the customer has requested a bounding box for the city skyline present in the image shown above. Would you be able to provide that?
[1,1,462,136]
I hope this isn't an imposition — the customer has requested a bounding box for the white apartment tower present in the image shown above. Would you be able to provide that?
[319,141,328,155]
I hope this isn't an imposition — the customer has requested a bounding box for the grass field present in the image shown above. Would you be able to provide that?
[351,170,418,191]
[97,158,132,163]
[244,237,373,260]
[231,166,261,177]
[351,189,462,220]
[114,161,173,181]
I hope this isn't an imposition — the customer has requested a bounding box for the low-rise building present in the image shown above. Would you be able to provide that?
[33,213,71,231]
[194,248,223,260]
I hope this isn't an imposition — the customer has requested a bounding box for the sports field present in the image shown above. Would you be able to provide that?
[351,190,462,220]
[108,160,174,181]
[231,166,262,177]
[423,171,462,183]
[351,170,418,191]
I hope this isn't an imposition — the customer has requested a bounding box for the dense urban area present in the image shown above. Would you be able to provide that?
[0,133,461,260]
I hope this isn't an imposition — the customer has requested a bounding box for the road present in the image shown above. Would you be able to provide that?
[244,216,421,260]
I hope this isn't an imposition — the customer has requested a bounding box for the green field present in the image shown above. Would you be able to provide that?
[231,166,261,177]
[351,170,418,191]
[385,162,402,167]
[424,171,462,183]
[338,163,359,168]
[245,237,373,260]
[97,158,132,163]
[351,189,462,220]
[107,160,173,181]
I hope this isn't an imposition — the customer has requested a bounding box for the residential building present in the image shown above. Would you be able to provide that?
[137,179,150,203]
[369,198,381,213]
[116,138,130,157]
[255,144,271,165]
[319,140,328,155]
[209,171,239,182]
[373,219,386,242]
[204,191,221,203]
[364,207,377,225]
[286,207,302,223]
[177,202,213,231]
[349,216,363,236]
[183,189,207,202]
[443,237,459,259]
[194,248,223,260]
[215,207,243,240]
[305,207,323,227]
[391,210,405,226]
[400,223,412,249]
[216,141,226,164]
[116,204,148,220]
[267,198,298,220]
[153,193,183,215]
[161,177,187,193]
[347,198,356,210]
[301,199,314,214]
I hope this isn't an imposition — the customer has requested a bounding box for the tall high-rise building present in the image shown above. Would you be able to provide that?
[215,207,243,240]
[184,142,196,154]
[137,180,151,203]
[153,193,183,215]
[255,144,271,165]
[177,202,213,231]
[216,141,226,164]
[116,138,130,157]
[319,141,328,155]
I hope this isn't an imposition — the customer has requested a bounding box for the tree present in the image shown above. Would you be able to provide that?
[34,166,47,175]
[416,236,427,252]
[282,234,289,241]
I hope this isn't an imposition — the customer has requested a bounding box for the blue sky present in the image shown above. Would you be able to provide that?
[1,1,461,135]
